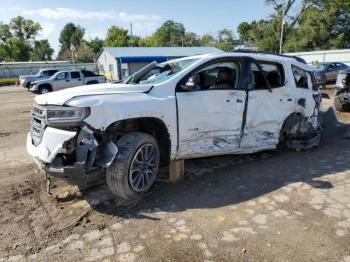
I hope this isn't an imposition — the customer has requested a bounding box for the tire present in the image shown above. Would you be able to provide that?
[334,96,347,112]
[38,85,51,94]
[106,132,160,200]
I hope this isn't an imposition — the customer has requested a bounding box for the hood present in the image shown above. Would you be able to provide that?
[34,83,153,105]
[32,77,52,84]
[20,74,35,80]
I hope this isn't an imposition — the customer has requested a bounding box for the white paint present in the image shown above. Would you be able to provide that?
[27,52,319,169]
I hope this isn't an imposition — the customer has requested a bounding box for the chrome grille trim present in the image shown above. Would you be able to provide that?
[30,104,47,146]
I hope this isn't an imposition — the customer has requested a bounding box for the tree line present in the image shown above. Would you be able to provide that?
[0,0,349,62]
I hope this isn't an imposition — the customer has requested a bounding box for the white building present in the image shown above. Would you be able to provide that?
[286,49,350,65]
[96,47,224,81]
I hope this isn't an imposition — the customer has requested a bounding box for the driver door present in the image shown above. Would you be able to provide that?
[175,58,247,159]
[54,72,71,90]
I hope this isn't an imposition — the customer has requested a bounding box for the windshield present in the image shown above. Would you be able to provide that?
[311,64,328,72]
[125,58,199,85]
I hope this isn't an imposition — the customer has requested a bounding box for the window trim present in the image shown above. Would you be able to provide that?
[291,65,312,89]
[176,57,244,92]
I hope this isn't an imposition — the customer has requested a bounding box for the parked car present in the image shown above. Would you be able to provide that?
[20,69,59,89]
[334,68,350,111]
[26,52,321,200]
[29,70,106,94]
[311,62,349,87]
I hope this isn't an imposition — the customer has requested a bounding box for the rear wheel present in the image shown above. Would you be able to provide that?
[106,132,160,200]
[278,114,320,151]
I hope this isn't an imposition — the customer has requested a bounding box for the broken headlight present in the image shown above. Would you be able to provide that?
[46,106,90,127]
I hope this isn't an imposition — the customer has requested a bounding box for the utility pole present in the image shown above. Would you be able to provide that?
[130,22,133,47]
[70,43,76,64]
[279,7,285,54]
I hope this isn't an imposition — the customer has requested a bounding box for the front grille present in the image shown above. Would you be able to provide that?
[30,104,47,146]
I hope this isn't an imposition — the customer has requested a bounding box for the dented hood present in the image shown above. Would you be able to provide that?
[34,83,153,105]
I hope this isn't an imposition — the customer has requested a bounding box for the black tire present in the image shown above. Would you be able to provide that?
[38,85,51,94]
[334,96,347,112]
[86,81,98,85]
[106,132,160,200]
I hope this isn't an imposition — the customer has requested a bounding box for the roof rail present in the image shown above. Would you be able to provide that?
[232,49,307,64]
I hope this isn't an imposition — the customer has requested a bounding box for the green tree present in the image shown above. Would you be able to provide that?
[76,45,95,63]
[152,20,186,46]
[0,16,41,61]
[216,29,236,52]
[200,34,216,47]
[86,37,104,54]
[31,40,54,61]
[58,23,85,57]
[9,16,41,40]
[105,26,129,47]
[184,32,200,47]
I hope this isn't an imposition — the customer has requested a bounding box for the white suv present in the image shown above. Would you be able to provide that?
[27,51,321,200]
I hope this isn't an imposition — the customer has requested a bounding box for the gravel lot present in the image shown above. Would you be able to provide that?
[1,85,350,262]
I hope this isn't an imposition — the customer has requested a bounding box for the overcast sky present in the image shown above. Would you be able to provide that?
[0,0,272,55]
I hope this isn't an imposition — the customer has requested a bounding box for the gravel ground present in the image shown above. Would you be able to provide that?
[1,85,350,262]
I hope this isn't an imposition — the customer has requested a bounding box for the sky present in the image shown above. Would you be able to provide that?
[0,0,272,55]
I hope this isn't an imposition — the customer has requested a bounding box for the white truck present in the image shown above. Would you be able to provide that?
[27,51,321,200]
[29,70,106,94]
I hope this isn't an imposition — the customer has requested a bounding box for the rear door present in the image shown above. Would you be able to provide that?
[69,71,83,87]
[240,61,294,151]
[176,57,247,158]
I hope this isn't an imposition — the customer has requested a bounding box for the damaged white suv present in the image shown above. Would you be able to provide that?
[27,51,321,200]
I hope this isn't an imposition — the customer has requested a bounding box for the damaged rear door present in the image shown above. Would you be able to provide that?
[240,60,294,151]
[175,57,247,158]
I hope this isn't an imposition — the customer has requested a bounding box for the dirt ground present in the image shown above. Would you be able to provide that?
[1,86,350,262]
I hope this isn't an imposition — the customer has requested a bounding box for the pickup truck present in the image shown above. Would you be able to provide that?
[29,70,106,94]
[20,69,59,89]
[27,51,321,200]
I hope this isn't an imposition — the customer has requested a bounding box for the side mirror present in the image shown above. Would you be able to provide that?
[181,76,195,91]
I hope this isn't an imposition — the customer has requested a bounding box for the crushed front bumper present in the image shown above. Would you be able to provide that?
[27,126,118,179]
[336,92,350,105]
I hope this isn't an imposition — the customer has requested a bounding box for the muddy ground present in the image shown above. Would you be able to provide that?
[1,86,350,262]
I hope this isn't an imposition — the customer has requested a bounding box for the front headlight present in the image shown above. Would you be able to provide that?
[46,106,90,127]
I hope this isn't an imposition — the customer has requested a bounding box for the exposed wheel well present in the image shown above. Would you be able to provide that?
[103,118,171,166]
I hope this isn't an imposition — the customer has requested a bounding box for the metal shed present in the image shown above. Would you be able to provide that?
[96,47,224,80]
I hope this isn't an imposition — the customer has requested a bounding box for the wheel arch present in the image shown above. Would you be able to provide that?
[103,117,171,165]
[38,83,52,91]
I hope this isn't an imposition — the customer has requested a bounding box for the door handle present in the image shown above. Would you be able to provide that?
[78,79,82,81]
[236,99,243,103]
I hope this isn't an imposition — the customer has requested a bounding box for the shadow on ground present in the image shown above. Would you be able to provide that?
[81,108,350,220]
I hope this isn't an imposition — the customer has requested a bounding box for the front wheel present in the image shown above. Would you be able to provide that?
[38,86,51,94]
[106,132,160,200]
[334,96,349,112]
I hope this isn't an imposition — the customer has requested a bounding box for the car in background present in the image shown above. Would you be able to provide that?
[29,70,106,94]
[311,62,349,87]
[20,69,59,89]
[334,68,350,111]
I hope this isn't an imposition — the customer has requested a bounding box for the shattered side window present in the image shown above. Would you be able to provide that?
[250,62,284,90]
[292,65,311,89]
